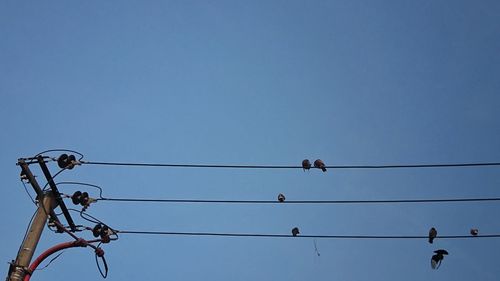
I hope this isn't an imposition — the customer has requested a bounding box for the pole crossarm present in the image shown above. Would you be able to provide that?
[36,156,77,231]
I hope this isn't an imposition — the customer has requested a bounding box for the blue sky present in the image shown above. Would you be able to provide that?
[1,1,500,280]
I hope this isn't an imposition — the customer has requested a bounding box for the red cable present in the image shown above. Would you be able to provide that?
[23,240,86,281]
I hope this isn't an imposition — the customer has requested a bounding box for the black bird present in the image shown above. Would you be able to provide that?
[302,159,311,171]
[470,228,479,236]
[292,227,300,237]
[428,227,437,244]
[314,159,327,172]
[277,193,286,202]
[431,249,449,269]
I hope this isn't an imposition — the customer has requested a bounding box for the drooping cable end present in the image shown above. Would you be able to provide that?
[95,247,109,278]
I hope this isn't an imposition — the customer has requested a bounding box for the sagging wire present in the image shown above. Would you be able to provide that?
[95,242,108,278]
[51,220,112,278]
[41,169,67,191]
[21,180,37,205]
[67,208,119,241]
[29,150,85,191]
[18,149,84,166]
[35,149,85,162]
[56,181,104,199]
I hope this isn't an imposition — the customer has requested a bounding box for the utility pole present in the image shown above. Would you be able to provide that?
[8,157,75,281]
[8,192,57,281]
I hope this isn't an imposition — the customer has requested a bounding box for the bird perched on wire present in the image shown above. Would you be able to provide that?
[302,159,311,171]
[470,228,479,236]
[314,159,327,172]
[277,193,286,202]
[428,227,437,244]
[292,227,300,237]
[431,249,448,269]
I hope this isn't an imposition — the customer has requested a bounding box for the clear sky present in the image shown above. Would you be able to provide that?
[1,1,500,280]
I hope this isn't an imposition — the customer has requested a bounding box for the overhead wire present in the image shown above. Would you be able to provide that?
[16,209,38,257]
[81,160,500,169]
[42,168,66,191]
[21,180,37,205]
[97,196,500,204]
[35,149,84,161]
[52,180,500,205]
[116,230,500,239]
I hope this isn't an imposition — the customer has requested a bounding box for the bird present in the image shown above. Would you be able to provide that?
[292,227,300,237]
[470,228,479,236]
[314,159,327,172]
[277,193,286,202]
[431,249,449,269]
[302,159,311,171]
[428,227,437,244]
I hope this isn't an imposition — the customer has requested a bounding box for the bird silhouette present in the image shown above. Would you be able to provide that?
[292,227,300,237]
[314,159,327,172]
[470,228,479,236]
[302,159,311,171]
[277,193,285,202]
[428,227,437,244]
[431,249,448,269]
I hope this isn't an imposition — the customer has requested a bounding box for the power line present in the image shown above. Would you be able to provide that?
[80,160,500,169]
[117,230,500,239]
[97,197,500,204]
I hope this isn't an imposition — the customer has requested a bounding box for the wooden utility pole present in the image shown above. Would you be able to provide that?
[8,192,57,281]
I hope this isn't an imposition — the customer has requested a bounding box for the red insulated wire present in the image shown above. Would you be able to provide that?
[24,241,82,281]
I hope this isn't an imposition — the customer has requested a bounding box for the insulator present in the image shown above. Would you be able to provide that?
[100,225,109,237]
[57,153,78,169]
[66,154,77,169]
[80,192,89,206]
[57,154,70,169]
[71,191,82,205]
[92,224,102,238]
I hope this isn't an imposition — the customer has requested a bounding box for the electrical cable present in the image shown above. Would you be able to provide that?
[50,180,500,205]
[42,169,66,191]
[68,208,103,225]
[16,209,38,257]
[94,242,108,278]
[56,181,104,198]
[97,196,500,204]
[21,180,37,205]
[35,149,84,161]
[35,251,65,271]
[81,160,500,169]
[68,208,119,240]
[116,230,500,239]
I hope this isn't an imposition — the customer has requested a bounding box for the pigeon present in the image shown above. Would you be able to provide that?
[470,228,479,236]
[431,249,449,269]
[302,159,311,171]
[428,227,437,244]
[278,193,286,202]
[292,227,300,237]
[314,159,327,172]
